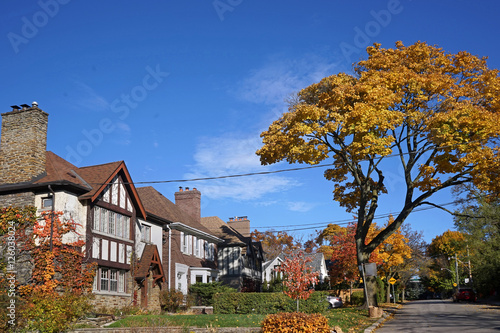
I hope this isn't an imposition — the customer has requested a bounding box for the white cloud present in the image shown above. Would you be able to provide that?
[188,54,339,205]
[236,55,339,108]
[185,134,299,201]
[287,201,316,213]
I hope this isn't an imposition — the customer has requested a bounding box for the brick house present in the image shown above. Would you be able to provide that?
[201,216,263,291]
[136,186,222,295]
[0,103,165,311]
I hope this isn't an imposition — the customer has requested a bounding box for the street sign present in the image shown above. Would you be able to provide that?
[389,277,397,285]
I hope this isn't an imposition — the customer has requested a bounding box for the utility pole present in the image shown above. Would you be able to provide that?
[454,253,459,288]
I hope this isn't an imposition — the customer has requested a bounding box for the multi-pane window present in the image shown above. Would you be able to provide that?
[108,211,115,235]
[100,268,109,291]
[93,206,130,239]
[110,270,118,292]
[94,267,127,293]
[141,224,151,243]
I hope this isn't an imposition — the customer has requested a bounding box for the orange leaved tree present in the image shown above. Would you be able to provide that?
[257,41,500,306]
[278,252,319,312]
[0,207,96,333]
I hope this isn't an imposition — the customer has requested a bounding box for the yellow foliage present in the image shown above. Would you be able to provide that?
[257,41,500,212]
[261,312,330,333]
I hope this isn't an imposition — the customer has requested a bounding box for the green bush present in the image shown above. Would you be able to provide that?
[261,312,331,333]
[350,290,364,306]
[214,291,329,314]
[189,282,236,306]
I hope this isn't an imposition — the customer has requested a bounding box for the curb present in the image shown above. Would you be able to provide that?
[363,311,391,333]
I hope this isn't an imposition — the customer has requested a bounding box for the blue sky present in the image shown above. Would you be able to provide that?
[1,0,499,243]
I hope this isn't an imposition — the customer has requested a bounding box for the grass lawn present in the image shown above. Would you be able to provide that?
[108,307,378,332]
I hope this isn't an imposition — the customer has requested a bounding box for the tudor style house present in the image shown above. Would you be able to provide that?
[201,216,264,291]
[0,103,165,310]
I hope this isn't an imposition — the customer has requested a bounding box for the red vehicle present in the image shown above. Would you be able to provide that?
[453,288,476,302]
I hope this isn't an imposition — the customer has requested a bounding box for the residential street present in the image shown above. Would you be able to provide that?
[375,299,500,332]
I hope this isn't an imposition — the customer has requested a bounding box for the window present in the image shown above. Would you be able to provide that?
[100,268,109,291]
[110,270,118,292]
[108,211,115,235]
[100,208,108,233]
[141,224,151,243]
[96,267,127,293]
[118,271,125,292]
[42,197,53,208]
[93,206,100,230]
[93,206,131,239]
[180,232,184,253]
[194,236,199,257]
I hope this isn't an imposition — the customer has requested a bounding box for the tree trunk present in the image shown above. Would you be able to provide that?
[386,282,391,303]
[357,250,378,308]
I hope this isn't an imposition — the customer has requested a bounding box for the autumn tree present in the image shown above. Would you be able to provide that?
[376,218,413,303]
[251,229,301,261]
[0,207,95,333]
[426,230,467,294]
[257,41,500,306]
[277,251,319,312]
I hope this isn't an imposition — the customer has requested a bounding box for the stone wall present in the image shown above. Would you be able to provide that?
[0,105,48,184]
[0,192,35,208]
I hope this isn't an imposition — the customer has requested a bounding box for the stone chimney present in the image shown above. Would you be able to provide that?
[0,103,48,184]
[175,187,201,224]
[228,216,250,237]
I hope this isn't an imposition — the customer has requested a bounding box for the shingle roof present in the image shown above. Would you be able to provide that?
[200,216,247,246]
[135,244,165,284]
[137,186,213,234]
[32,151,146,218]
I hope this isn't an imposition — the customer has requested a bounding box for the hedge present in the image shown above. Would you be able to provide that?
[213,291,330,314]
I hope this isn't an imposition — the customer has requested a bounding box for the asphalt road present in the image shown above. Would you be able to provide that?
[375,299,500,332]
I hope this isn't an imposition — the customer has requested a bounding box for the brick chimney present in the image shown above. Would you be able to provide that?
[228,216,250,237]
[0,102,48,184]
[175,187,201,224]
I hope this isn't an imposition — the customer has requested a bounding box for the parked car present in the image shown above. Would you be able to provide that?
[327,296,343,308]
[453,288,476,302]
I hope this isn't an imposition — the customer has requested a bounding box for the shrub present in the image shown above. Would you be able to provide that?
[350,290,364,306]
[160,289,185,313]
[261,312,330,333]
[20,291,93,333]
[189,282,236,306]
[213,291,329,314]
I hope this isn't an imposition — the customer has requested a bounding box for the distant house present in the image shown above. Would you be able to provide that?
[263,252,328,285]
[201,216,264,292]
[137,186,222,295]
[0,103,165,311]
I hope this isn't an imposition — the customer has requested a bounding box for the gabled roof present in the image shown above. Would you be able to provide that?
[33,151,146,218]
[137,186,213,236]
[201,216,247,246]
[278,252,326,273]
[135,244,165,284]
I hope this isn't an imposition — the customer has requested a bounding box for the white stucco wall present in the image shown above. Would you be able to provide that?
[35,190,87,245]
[135,218,163,259]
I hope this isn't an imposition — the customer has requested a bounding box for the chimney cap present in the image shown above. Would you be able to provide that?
[10,105,20,110]
[20,104,30,109]
[32,101,38,107]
